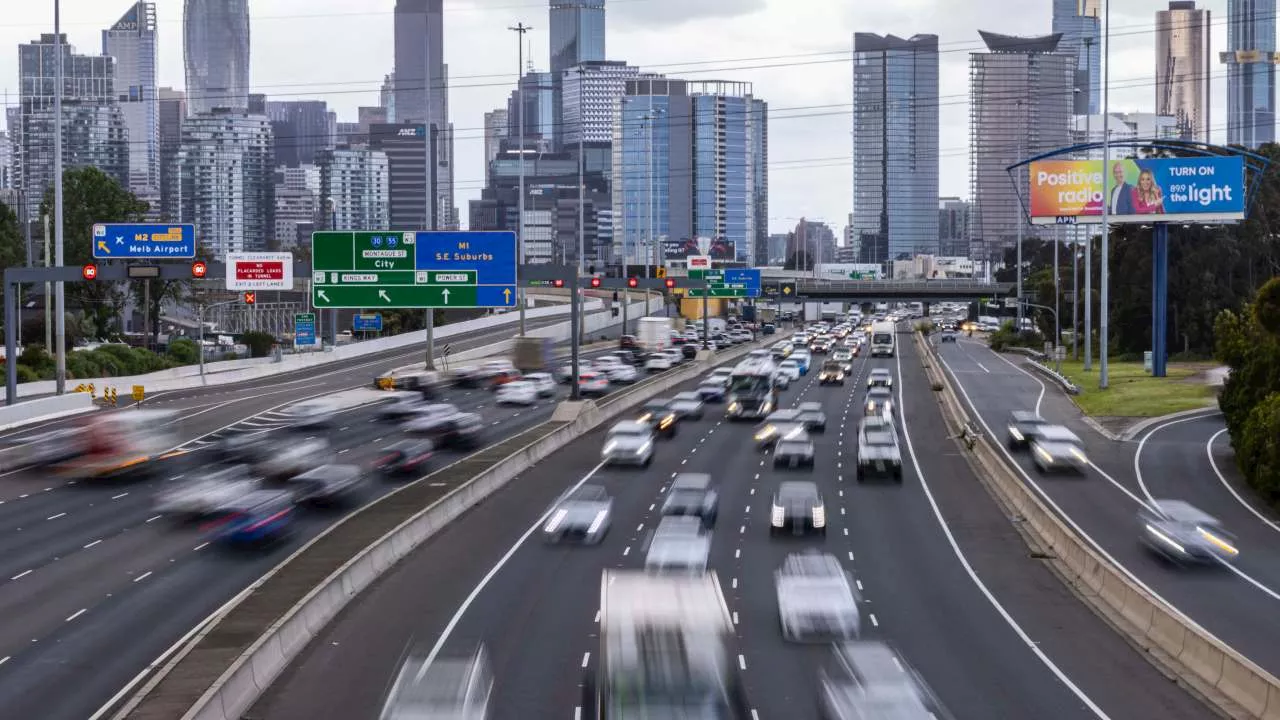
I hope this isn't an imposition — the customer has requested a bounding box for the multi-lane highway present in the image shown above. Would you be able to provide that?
[0,311,642,720]
[252,326,1208,719]
[935,337,1280,680]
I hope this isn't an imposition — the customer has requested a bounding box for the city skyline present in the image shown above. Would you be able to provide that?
[0,0,1267,237]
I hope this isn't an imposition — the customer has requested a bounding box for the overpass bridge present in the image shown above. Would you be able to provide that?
[767,278,1014,302]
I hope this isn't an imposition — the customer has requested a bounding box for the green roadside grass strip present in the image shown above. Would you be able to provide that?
[1054,360,1216,418]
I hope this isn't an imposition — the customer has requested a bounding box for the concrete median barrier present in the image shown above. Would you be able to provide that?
[918,331,1280,719]
[113,336,766,720]
[0,391,96,432]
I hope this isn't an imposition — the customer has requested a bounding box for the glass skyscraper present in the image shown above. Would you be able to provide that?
[1156,1,1212,142]
[102,1,159,199]
[1051,0,1101,115]
[550,0,606,75]
[1222,0,1276,147]
[183,0,249,115]
[851,33,940,265]
[612,78,767,266]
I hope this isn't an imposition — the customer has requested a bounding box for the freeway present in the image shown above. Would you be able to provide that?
[252,326,1206,719]
[0,314,642,720]
[935,337,1280,680]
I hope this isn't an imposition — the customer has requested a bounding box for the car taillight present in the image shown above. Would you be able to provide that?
[202,512,242,532]
[405,453,432,467]
[246,508,291,532]
[376,453,399,466]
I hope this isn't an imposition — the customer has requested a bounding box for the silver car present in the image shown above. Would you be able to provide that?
[819,641,950,720]
[1029,425,1088,474]
[379,645,493,720]
[669,392,706,421]
[601,421,654,467]
[1141,500,1239,565]
[856,418,902,482]
[867,369,893,389]
[863,388,894,421]
[644,516,711,574]
[543,484,613,544]
[154,464,260,519]
[775,551,861,642]
[289,464,368,505]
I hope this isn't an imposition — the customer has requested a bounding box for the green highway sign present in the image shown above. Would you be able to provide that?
[310,231,516,308]
[686,268,760,298]
[686,287,750,298]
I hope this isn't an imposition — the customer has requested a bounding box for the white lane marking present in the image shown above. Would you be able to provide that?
[84,539,102,549]
[976,362,990,374]
[0,656,8,666]
[869,613,879,627]
[847,551,854,561]
[897,348,1110,718]
[731,577,738,589]
[145,515,161,523]
[856,579,864,590]
[65,608,87,622]
[415,462,608,673]
[338,449,350,455]
[594,610,601,623]
[622,546,631,556]
[192,542,209,551]
[738,654,747,670]
[111,492,129,500]
[133,571,153,583]
[10,570,31,580]
[46,513,66,520]
[751,711,760,720]
[1206,427,1280,536]
[732,611,739,625]
[575,707,582,720]
[980,346,1047,416]
[648,504,655,512]
[734,549,741,559]
[744,505,750,513]
[581,652,590,668]
[636,524,644,532]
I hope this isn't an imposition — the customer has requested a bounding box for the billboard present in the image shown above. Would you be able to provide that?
[1028,156,1246,225]
[662,237,736,260]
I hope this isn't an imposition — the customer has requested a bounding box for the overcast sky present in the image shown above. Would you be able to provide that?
[0,0,1239,234]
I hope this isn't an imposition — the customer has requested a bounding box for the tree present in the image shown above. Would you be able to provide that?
[40,167,149,339]
[0,201,26,272]
[130,245,214,347]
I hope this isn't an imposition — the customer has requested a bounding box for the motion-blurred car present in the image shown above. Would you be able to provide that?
[661,473,720,528]
[577,371,610,397]
[669,392,706,421]
[771,341,794,360]
[796,402,828,433]
[754,415,807,450]
[819,641,950,720]
[856,417,902,482]
[373,439,435,478]
[601,421,654,467]
[777,360,802,382]
[831,350,855,373]
[636,399,679,439]
[775,551,861,641]
[818,360,846,385]
[554,359,592,384]
[289,464,368,506]
[380,645,493,720]
[1029,425,1088,474]
[257,434,332,480]
[13,428,84,468]
[863,387,895,421]
[376,395,436,422]
[770,481,826,535]
[791,351,812,375]
[543,484,613,544]
[524,372,557,397]
[1140,500,1239,565]
[404,412,484,451]
[217,432,270,464]
[644,353,675,372]
[282,399,339,430]
[207,488,296,547]
[154,464,260,519]
[774,431,816,469]
[495,380,538,406]
[1006,411,1050,449]
[697,379,728,403]
[867,368,893,389]
[605,364,639,384]
[940,328,958,343]
[708,366,736,383]
[644,516,711,574]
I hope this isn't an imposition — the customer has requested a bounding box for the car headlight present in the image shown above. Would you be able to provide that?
[1196,527,1239,556]
[1145,524,1187,554]
[1008,427,1024,441]
[637,441,652,455]
[603,441,618,454]
[771,504,785,527]
[754,427,776,442]
[728,402,741,414]
[812,505,826,528]
[1069,447,1088,463]
[544,509,567,533]
[587,510,608,535]
[1035,446,1054,464]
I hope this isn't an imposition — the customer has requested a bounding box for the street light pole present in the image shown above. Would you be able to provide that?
[1099,0,1111,388]
[53,0,66,393]
[510,22,532,336]
[645,111,654,279]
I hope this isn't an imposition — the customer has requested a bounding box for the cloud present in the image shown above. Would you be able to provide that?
[608,0,768,28]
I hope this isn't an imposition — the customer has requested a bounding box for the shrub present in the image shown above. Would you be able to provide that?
[15,365,41,382]
[240,331,276,358]
[1237,392,1280,503]
[166,337,199,365]
[66,352,102,380]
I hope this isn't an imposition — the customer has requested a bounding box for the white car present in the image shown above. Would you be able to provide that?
[524,372,557,397]
[707,367,734,384]
[777,360,801,382]
[645,353,674,372]
[578,371,610,396]
[663,348,684,364]
[154,465,260,518]
[258,434,332,480]
[495,380,538,406]
[594,355,625,371]
[606,364,639,384]
[282,399,339,429]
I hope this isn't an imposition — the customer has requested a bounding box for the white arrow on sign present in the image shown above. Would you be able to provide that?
[378,290,391,302]
[115,235,125,245]
[318,290,331,303]
[441,288,451,304]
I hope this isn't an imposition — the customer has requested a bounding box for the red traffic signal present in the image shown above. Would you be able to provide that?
[627,277,639,288]
[191,261,208,279]
[243,291,256,305]
[664,278,676,289]
[553,279,564,288]
[81,264,98,280]
[590,277,602,288]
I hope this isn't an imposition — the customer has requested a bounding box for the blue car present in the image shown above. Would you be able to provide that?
[209,488,296,546]
[791,352,811,375]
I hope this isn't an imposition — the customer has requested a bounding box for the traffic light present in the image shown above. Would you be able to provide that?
[664,278,676,289]
[612,290,619,301]
[627,277,639,288]
[552,279,564,288]
[590,277,602,288]
[243,291,256,305]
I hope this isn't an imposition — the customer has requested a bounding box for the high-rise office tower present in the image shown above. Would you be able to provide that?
[183,0,250,115]
[1051,0,1100,114]
[1221,0,1276,147]
[1160,4,1214,142]
[266,100,334,167]
[562,61,646,144]
[393,0,454,229]
[508,72,557,150]
[18,34,128,220]
[612,78,768,266]
[968,31,1073,261]
[168,112,274,256]
[102,1,159,199]
[1157,2,1211,142]
[550,0,606,74]
[157,88,185,220]
[483,108,509,183]
[317,147,391,232]
[851,33,940,265]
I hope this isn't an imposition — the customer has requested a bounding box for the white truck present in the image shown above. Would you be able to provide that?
[869,320,896,358]
[582,570,750,719]
[637,316,673,352]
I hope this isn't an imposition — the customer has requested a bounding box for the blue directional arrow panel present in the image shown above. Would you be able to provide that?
[415,231,517,307]
[723,268,762,297]
[93,223,196,260]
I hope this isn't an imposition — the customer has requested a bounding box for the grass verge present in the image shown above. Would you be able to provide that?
[1054,360,1216,417]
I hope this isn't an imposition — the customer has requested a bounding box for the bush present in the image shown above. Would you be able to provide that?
[240,331,276,358]
[914,321,936,335]
[989,321,1045,352]
[1237,393,1280,503]
[15,365,41,382]
[18,344,54,375]
[166,337,199,365]
[66,352,103,380]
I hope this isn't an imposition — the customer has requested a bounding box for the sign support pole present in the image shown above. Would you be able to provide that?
[53,0,66,395]
[1151,223,1169,378]
[5,277,17,404]
[1099,0,1111,389]
[701,289,709,351]
[569,268,581,401]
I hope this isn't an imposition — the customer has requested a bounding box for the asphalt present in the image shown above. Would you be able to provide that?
[935,337,1280,680]
[250,327,1209,720]
[0,313,644,720]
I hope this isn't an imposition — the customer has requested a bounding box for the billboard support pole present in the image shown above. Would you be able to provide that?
[1099,0,1111,390]
[1152,223,1169,378]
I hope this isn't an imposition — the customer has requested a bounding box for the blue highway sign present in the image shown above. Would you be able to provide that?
[415,230,517,308]
[353,313,383,332]
[93,223,196,260]
[723,268,762,297]
[294,313,317,347]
